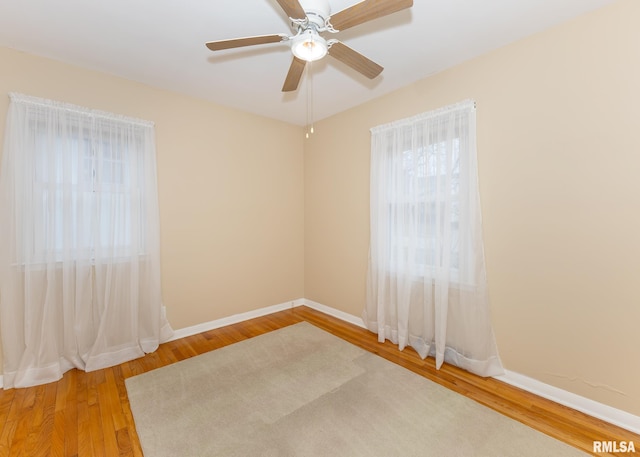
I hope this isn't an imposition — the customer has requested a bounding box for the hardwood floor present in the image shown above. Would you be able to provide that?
[0,305,637,456]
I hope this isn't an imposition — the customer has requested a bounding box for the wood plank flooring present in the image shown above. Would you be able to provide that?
[0,305,637,456]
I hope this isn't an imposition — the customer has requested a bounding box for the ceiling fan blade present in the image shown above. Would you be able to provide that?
[282,57,307,92]
[206,34,288,51]
[275,0,307,20]
[330,0,413,31]
[328,41,383,79]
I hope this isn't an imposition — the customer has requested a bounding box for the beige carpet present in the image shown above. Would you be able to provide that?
[125,322,587,456]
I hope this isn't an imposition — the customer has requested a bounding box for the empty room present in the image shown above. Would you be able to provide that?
[0,0,638,455]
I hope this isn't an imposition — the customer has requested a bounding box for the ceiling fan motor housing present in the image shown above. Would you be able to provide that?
[298,0,331,28]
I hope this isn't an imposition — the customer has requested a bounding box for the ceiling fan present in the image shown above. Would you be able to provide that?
[205,0,413,92]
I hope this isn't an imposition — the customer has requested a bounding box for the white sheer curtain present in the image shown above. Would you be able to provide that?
[0,93,173,388]
[364,100,503,377]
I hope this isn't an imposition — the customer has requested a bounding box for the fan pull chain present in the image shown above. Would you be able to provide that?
[306,61,314,139]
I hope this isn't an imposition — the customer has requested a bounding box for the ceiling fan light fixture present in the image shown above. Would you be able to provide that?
[291,30,327,62]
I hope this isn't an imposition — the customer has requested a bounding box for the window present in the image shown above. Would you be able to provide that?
[9,103,153,265]
[366,100,504,376]
[0,93,171,387]
[31,123,147,263]
[370,101,477,285]
[389,138,462,276]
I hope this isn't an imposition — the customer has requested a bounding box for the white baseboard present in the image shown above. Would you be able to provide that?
[168,298,366,343]
[167,298,306,342]
[299,300,639,435]
[168,298,639,434]
[3,298,635,435]
[302,299,367,329]
[495,370,640,435]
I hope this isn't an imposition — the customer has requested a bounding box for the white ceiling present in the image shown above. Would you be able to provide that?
[0,0,617,126]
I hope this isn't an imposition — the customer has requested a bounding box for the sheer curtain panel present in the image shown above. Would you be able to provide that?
[0,93,173,388]
[364,100,503,377]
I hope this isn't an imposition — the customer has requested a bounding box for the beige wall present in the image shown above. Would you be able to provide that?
[305,0,640,416]
[0,47,305,353]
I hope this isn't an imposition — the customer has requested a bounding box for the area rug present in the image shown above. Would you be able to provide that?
[125,322,587,456]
